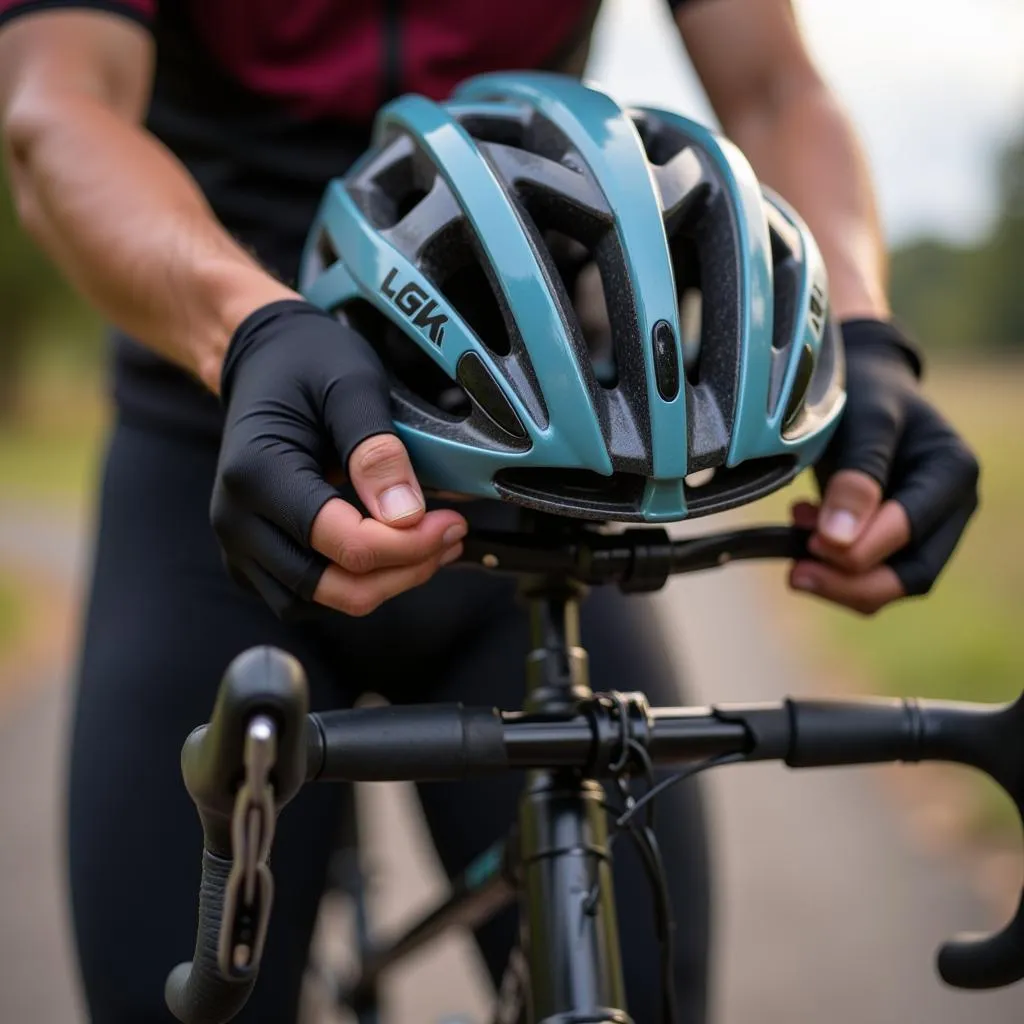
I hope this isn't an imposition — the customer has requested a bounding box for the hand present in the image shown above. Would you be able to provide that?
[211,300,468,618]
[788,319,979,615]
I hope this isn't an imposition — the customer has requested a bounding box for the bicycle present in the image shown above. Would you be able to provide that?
[163,517,1024,1024]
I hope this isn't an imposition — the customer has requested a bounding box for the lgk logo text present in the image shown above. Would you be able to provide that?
[380,268,447,346]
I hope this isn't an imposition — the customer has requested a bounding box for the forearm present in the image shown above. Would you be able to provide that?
[3,95,296,391]
[723,81,889,321]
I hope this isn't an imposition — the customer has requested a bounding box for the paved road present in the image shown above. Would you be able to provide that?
[0,509,1021,1023]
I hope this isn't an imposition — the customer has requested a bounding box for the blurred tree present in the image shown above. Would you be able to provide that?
[890,123,1024,354]
[999,132,1024,220]
[976,135,1024,348]
[889,240,980,350]
[1,162,65,417]
[0,161,97,418]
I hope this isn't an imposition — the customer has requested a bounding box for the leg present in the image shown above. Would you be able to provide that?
[67,422,349,1023]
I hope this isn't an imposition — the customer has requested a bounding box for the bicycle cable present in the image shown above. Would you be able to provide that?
[611,739,679,1024]
[617,751,747,831]
[594,694,747,1024]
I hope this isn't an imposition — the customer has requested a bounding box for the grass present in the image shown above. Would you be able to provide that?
[0,571,24,658]
[0,361,106,664]
[745,360,1024,837]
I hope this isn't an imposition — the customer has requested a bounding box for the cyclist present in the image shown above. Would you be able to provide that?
[0,2,978,1023]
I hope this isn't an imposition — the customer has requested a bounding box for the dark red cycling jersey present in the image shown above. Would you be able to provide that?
[0,0,688,436]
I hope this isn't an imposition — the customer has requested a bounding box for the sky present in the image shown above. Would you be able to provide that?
[587,0,1024,245]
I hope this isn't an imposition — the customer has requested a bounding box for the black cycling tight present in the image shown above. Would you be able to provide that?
[68,420,711,1024]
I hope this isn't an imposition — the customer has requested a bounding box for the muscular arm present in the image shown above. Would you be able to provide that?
[0,9,295,392]
[675,0,888,320]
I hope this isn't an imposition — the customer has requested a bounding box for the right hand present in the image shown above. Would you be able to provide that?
[211,299,468,618]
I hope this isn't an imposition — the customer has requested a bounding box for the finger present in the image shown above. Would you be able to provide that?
[816,469,882,547]
[347,433,428,527]
[889,499,976,597]
[808,499,911,574]
[218,437,337,548]
[318,331,397,471]
[789,560,905,615]
[312,542,464,617]
[790,500,820,530]
[822,375,905,489]
[309,497,467,574]
[214,509,328,613]
[888,418,979,545]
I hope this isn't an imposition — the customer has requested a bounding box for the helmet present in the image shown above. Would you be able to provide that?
[300,72,845,522]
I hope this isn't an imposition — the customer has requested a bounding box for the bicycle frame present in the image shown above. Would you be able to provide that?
[323,576,633,1024]
[163,525,1024,1024]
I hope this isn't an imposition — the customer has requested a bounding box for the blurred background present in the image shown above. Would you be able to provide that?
[1,1,1023,1021]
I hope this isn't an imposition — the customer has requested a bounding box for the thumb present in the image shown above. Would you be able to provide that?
[816,369,907,546]
[818,469,882,547]
[348,433,426,527]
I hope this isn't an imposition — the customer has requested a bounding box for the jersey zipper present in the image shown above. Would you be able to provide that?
[382,0,402,105]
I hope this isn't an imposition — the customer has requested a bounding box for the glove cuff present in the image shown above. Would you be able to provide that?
[221,299,331,401]
[840,317,925,381]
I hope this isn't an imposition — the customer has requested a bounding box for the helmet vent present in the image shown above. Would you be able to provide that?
[337,299,470,419]
[769,224,800,352]
[667,233,703,385]
[437,254,511,358]
[538,228,618,390]
[679,288,702,383]
[395,187,430,223]
[514,187,654,472]
[315,228,339,274]
[629,109,686,167]
[494,467,647,520]
[417,216,549,429]
[684,455,797,514]
[511,194,623,393]
[349,134,438,232]
[455,110,529,150]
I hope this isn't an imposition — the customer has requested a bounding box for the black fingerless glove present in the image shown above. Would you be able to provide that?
[211,299,395,616]
[842,317,925,380]
[816,317,979,596]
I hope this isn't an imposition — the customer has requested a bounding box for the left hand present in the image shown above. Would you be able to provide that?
[788,319,979,615]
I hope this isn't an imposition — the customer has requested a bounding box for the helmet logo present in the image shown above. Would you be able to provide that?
[381,267,447,346]
[808,281,826,339]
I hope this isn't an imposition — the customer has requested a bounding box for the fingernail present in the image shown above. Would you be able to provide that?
[821,509,860,544]
[792,571,817,593]
[443,523,468,547]
[379,484,423,522]
[440,544,463,566]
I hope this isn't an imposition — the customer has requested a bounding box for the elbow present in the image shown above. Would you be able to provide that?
[719,64,841,150]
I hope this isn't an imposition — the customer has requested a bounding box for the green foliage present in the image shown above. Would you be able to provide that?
[0,571,24,659]
[890,122,1024,352]
[889,240,980,349]
[0,160,101,417]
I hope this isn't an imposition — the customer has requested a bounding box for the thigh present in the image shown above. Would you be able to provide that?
[409,578,710,1024]
[68,423,347,1024]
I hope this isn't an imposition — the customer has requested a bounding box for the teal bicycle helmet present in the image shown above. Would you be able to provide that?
[300,72,845,522]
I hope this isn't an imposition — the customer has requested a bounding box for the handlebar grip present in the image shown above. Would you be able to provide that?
[920,693,1024,989]
[938,920,1024,991]
[165,850,256,1024]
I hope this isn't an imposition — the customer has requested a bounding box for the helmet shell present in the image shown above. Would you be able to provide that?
[301,72,844,522]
